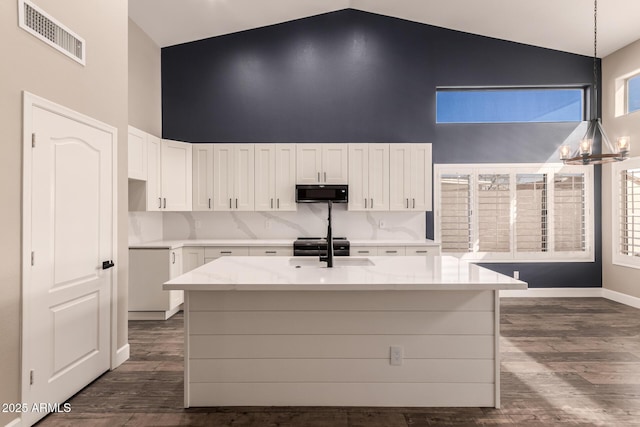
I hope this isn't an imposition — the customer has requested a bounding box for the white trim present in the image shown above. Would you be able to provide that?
[4,417,21,427]
[21,92,119,423]
[602,288,640,310]
[128,306,182,321]
[611,156,640,270]
[500,288,603,298]
[113,344,130,369]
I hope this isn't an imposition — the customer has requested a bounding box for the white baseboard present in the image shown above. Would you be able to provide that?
[113,343,130,369]
[602,288,640,309]
[128,306,181,321]
[5,417,21,427]
[500,288,603,298]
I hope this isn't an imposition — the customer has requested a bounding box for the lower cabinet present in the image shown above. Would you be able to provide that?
[351,245,441,256]
[129,248,184,320]
[183,247,205,271]
[204,246,250,263]
[249,246,293,256]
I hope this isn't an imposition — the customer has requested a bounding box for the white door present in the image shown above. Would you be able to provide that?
[348,144,368,211]
[234,144,255,211]
[213,144,234,210]
[410,143,432,211]
[296,144,322,183]
[368,143,390,211]
[161,139,192,211]
[25,98,114,425]
[274,144,297,211]
[146,135,162,211]
[389,144,411,210]
[192,144,214,211]
[322,144,348,184]
[254,144,276,211]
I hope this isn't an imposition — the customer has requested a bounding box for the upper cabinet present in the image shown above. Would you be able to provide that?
[128,126,147,180]
[146,135,162,211]
[161,139,193,211]
[255,144,297,211]
[348,144,389,211]
[296,144,348,184]
[192,144,214,211]
[389,143,432,211]
[213,144,255,211]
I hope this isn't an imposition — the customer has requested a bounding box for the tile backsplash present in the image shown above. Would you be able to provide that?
[129,205,426,243]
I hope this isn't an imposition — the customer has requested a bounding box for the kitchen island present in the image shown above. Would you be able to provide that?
[164,255,526,408]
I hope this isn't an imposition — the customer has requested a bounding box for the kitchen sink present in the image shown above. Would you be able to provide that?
[288,257,374,268]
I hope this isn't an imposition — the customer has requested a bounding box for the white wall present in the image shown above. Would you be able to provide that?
[0,1,128,424]
[602,38,640,299]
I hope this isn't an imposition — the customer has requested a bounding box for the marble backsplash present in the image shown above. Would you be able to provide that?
[128,205,426,243]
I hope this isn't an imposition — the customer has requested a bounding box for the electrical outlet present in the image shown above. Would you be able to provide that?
[390,345,403,366]
[379,220,386,229]
[513,271,520,280]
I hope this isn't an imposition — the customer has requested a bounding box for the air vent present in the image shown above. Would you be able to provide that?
[18,0,85,65]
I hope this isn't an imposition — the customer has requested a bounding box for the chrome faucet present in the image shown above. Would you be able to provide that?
[319,201,334,268]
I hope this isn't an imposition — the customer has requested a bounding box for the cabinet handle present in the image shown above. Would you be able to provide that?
[172,252,176,264]
[365,198,367,208]
[371,198,373,209]
[317,172,320,182]
[163,198,166,209]
[406,198,409,208]
[277,198,280,209]
[386,250,398,254]
[158,197,162,209]
[324,172,327,182]
[357,250,369,254]
[236,198,238,209]
[416,250,428,254]
[209,198,211,209]
[271,198,273,209]
[412,198,415,208]
[265,251,277,254]
[229,198,232,209]
[220,251,232,254]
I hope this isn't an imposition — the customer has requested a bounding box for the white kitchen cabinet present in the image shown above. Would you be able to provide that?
[161,139,193,211]
[378,246,406,256]
[204,246,250,263]
[213,144,255,211]
[296,144,348,184]
[248,246,293,256]
[255,144,296,211]
[350,246,378,256]
[405,246,441,256]
[192,144,214,211]
[183,246,205,272]
[348,144,389,211]
[129,248,184,320]
[389,143,432,211]
[146,134,162,211]
[128,125,147,180]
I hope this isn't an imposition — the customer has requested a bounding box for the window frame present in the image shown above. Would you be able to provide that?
[612,157,640,269]
[434,163,595,263]
[435,86,586,124]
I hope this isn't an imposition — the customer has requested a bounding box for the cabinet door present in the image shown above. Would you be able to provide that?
[146,135,162,211]
[379,246,406,256]
[410,143,432,211]
[192,144,214,211]
[128,126,147,180]
[248,247,293,256]
[296,144,322,184]
[234,144,255,211]
[368,144,389,211]
[274,144,297,211]
[213,144,234,210]
[389,144,411,210]
[255,144,276,211]
[161,140,193,211]
[406,246,440,256]
[182,247,205,272]
[350,246,378,256]
[348,144,368,211]
[322,144,348,184]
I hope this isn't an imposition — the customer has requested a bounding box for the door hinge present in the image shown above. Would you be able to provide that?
[32,133,36,148]
[30,369,34,385]
[31,251,34,266]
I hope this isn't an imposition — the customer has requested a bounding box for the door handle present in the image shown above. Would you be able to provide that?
[277,198,280,209]
[271,198,273,209]
[406,198,409,208]
[371,198,373,209]
[365,198,367,208]
[158,197,162,209]
[172,252,176,264]
[412,198,415,209]
[229,198,232,209]
[163,198,166,209]
[324,172,327,182]
[102,260,115,270]
[236,198,238,209]
[317,172,320,182]
[209,198,211,209]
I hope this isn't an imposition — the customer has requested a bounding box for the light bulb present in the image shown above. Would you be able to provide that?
[559,145,572,160]
[617,136,630,155]
[580,138,592,155]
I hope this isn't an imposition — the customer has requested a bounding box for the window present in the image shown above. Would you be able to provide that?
[612,157,640,269]
[628,73,640,114]
[435,163,594,262]
[436,88,584,123]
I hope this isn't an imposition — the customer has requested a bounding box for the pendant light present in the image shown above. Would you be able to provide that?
[559,0,630,165]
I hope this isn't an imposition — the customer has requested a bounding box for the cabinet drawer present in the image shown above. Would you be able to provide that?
[406,246,441,256]
[204,246,249,258]
[249,247,293,256]
[378,246,405,256]
[351,246,378,256]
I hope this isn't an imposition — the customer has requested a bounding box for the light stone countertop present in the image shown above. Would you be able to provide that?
[164,255,527,292]
[129,238,440,250]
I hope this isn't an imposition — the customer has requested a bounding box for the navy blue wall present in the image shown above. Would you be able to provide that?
[162,9,602,288]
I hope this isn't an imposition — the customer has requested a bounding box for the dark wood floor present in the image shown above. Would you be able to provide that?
[37,298,640,426]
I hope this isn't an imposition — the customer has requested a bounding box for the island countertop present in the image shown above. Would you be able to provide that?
[164,255,527,292]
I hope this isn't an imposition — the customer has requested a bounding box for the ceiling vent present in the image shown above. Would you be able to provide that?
[18,0,85,66]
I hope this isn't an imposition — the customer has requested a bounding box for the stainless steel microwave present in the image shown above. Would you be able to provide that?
[295,184,348,203]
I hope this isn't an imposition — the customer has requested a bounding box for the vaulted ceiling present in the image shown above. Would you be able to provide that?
[129,0,640,57]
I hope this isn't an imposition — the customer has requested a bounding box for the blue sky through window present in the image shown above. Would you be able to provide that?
[628,74,640,114]
[436,89,583,123]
